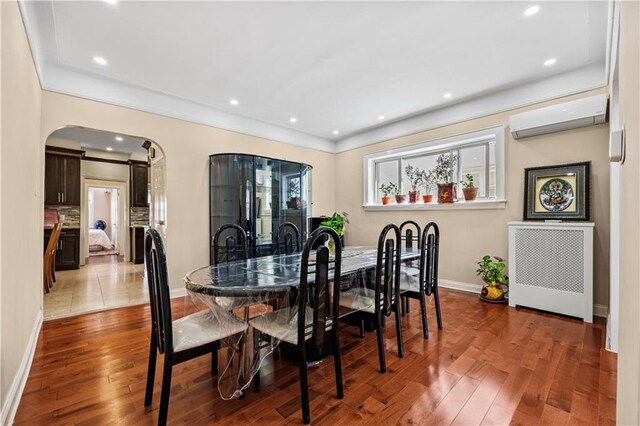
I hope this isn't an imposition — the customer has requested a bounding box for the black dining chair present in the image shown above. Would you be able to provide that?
[398,222,442,339]
[275,222,301,254]
[212,223,249,264]
[143,228,247,426]
[339,224,404,373]
[250,227,344,425]
[399,220,421,316]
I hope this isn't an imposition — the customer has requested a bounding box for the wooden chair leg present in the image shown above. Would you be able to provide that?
[332,329,344,399]
[394,302,404,358]
[434,287,443,330]
[144,333,157,407]
[419,294,429,339]
[374,314,386,373]
[298,350,311,424]
[158,353,173,426]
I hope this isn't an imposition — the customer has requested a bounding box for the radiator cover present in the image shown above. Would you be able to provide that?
[508,222,594,322]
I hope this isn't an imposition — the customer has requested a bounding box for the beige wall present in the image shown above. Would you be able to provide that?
[616,1,640,423]
[336,88,610,307]
[0,0,43,408]
[40,91,337,287]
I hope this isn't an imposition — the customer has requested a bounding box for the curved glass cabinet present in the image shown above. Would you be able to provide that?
[209,154,312,262]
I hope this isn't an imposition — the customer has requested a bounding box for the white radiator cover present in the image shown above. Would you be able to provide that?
[508,221,594,322]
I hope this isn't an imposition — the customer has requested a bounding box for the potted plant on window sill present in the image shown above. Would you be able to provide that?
[404,165,424,203]
[476,255,509,303]
[434,153,457,203]
[394,184,406,204]
[379,182,396,205]
[419,169,436,203]
[462,173,478,201]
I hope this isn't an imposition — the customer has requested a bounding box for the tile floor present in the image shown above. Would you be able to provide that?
[44,255,149,320]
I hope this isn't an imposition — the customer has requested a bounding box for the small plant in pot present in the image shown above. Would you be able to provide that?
[419,169,436,203]
[320,212,348,254]
[404,165,424,203]
[286,178,301,209]
[461,173,479,201]
[434,153,458,203]
[379,182,397,205]
[476,255,509,302]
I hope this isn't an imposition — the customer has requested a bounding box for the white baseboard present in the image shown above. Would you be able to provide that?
[439,279,483,294]
[439,279,608,319]
[593,303,608,319]
[0,309,43,426]
[170,287,187,299]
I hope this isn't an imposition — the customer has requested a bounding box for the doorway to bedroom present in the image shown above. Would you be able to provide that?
[88,185,121,258]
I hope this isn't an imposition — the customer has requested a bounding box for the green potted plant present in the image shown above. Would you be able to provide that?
[419,169,436,203]
[379,182,396,205]
[394,183,406,204]
[434,153,458,203]
[286,178,301,209]
[461,173,478,201]
[320,212,349,254]
[404,165,424,203]
[476,255,509,302]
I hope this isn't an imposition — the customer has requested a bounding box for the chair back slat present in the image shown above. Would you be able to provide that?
[298,227,342,350]
[375,224,402,317]
[421,222,440,296]
[399,220,421,249]
[276,222,301,255]
[145,228,173,355]
[213,223,249,264]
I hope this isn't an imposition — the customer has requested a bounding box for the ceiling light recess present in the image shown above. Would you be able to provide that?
[229,99,239,106]
[333,130,339,135]
[544,58,557,66]
[93,56,107,66]
[443,92,452,99]
[106,147,113,151]
[378,115,385,120]
[289,117,297,123]
[115,136,123,141]
[524,5,540,17]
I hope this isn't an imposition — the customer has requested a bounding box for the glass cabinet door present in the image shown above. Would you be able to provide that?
[210,154,254,261]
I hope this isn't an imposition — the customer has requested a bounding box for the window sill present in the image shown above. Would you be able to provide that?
[362,199,507,211]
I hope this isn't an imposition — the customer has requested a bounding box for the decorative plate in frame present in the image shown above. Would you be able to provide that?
[523,161,590,221]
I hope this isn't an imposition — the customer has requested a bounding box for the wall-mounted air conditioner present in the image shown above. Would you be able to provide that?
[510,94,608,139]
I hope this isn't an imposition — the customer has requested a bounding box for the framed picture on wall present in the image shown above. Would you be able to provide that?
[523,161,591,221]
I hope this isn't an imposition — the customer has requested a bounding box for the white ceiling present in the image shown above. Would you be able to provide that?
[50,127,148,155]
[20,1,610,153]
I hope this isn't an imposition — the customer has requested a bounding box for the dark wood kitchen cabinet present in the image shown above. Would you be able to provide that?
[44,150,82,206]
[44,228,80,270]
[129,161,149,207]
[130,227,145,264]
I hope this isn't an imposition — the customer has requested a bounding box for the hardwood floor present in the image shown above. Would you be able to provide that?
[15,289,616,425]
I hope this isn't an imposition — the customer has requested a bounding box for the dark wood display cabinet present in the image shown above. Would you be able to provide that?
[44,148,83,206]
[44,228,80,270]
[129,161,149,207]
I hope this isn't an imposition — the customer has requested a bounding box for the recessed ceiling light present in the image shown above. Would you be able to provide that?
[229,99,239,106]
[524,5,540,17]
[333,130,339,135]
[443,92,452,99]
[378,115,385,120]
[115,136,123,141]
[104,0,118,4]
[106,147,113,151]
[544,58,557,66]
[290,117,297,123]
[561,108,568,112]
[93,56,107,66]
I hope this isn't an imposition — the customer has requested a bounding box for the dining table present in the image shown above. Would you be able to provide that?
[184,246,421,399]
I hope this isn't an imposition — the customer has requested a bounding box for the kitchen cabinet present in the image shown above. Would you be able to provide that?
[44,151,82,206]
[129,162,149,207]
[130,227,145,264]
[44,228,80,270]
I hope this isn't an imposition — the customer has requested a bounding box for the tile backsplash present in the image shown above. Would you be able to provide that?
[130,207,149,227]
[46,206,81,228]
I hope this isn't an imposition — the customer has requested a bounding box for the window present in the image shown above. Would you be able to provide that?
[364,126,505,207]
